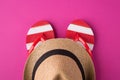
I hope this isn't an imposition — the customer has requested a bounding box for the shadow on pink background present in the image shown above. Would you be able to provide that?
[0,0,120,80]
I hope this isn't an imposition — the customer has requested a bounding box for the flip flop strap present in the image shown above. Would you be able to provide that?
[74,33,92,57]
[28,34,45,55]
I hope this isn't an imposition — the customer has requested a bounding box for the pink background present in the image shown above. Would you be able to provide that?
[0,0,120,80]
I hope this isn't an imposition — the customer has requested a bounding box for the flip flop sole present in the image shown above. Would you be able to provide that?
[66,20,94,51]
[26,21,55,51]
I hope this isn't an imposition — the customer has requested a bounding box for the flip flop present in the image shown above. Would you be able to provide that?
[26,21,55,55]
[66,20,94,57]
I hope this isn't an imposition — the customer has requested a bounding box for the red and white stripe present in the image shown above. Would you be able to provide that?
[26,21,54,51]
[66,20,94,51]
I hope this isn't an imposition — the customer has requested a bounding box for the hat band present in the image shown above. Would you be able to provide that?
[32,49,85,80]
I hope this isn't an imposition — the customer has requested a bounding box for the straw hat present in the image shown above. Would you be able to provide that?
[24,20,96,80]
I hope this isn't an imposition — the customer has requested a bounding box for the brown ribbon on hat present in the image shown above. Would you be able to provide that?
[32,49,85,80]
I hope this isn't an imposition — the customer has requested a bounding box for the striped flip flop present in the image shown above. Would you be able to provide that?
[26,21,55,55]
[66,20,94,57]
